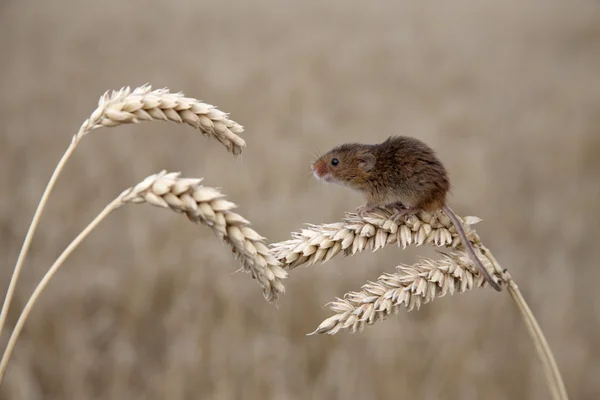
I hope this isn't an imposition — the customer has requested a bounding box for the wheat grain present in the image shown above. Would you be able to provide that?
[119,171,287,303]
[76,84,246,154]
[271,208,488,271]
[311,251,492,335]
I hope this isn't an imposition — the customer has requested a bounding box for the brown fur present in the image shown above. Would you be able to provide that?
[312,136,450,211]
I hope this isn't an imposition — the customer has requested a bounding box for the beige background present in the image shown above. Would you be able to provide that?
[1,0,599,399]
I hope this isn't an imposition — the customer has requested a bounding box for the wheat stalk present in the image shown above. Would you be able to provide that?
[0,84,246,342]
[0,170,286,383]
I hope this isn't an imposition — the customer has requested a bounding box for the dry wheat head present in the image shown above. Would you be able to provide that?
[272,208,487,271]
[312,251,491,335]
[75,84,246,154]
[119,171,287,303]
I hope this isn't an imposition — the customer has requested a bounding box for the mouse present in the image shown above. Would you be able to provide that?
[311,135,502,291]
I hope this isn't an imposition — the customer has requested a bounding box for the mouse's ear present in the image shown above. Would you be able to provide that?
[358,153,376,172]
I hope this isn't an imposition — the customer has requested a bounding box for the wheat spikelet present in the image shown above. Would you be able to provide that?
[271,208,486,270]
[75,84,246,154]
[119,171,287,303]
[312,252,492,335]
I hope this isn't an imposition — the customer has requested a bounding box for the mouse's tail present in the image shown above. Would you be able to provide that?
[442,205,502,292]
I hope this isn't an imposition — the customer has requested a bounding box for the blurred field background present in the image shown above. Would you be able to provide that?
[1,0,599,399]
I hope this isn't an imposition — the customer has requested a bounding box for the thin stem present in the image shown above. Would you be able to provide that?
[482,247,568,400]
[0,139,78,339]
[0,197,123,384]
[506,281,569,400]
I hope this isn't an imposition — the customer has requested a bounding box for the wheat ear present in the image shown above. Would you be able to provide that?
[311,251,490,335]
[0,84,245,341]
[0,171,285,383]
[312,251,567,400]
[119,171,287,302]
[271,208,499,278]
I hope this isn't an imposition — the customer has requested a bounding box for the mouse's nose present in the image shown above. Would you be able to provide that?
[311,161,323,176]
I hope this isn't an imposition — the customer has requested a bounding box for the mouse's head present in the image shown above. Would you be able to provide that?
[311,143,376,191]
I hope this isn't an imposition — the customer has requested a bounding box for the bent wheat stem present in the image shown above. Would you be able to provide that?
[0,142,77,344]
[483,247,568,400]
[0,197,123,383]
[506,282,567,400]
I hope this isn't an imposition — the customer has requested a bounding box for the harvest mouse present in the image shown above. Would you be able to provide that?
[311,135,502,291]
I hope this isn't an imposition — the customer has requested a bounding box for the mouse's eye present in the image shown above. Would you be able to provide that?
[331,158,339,166]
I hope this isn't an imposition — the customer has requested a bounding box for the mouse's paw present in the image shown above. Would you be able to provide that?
[356,204,376,217]
[390,206,419,222]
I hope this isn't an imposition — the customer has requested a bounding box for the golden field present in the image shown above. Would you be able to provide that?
[1,0,599,399]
